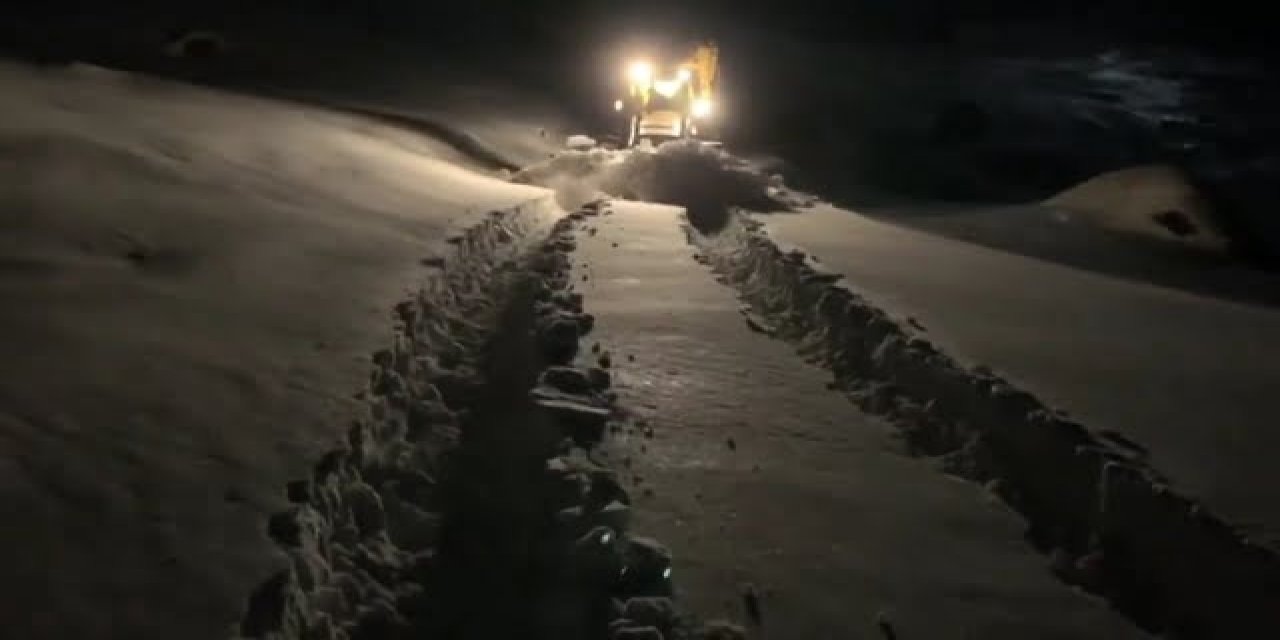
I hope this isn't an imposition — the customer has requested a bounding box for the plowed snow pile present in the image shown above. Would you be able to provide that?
[516,142,803,231]
[0,59,559,639]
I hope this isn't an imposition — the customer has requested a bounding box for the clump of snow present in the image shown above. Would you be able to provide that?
[512,148,620,210]
[692,213,1280,637]
[566,134,598,150]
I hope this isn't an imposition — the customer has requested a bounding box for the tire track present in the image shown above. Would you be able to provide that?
[237,199,694,640]
[691,212,1280,638]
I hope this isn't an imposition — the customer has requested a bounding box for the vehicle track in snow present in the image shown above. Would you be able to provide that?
[236,199,558,639]
[519,143,1280,638]
[689,212,1280,638]
[564,196,1142,639]
[236,199,696,640]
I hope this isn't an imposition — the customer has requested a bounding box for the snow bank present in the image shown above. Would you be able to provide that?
[1045,164,1230,252]
[267,96,564,174]
[515,142,804,232]
[692,214,1280,637]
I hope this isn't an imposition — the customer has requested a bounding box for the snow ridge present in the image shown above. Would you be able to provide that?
[693,213,1280,637]
[415,201,670,639]
[301,100,522,173]
[236,198,700,640]
[235,198,559,639]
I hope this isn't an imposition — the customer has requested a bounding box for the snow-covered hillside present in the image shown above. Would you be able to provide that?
[0,59,560,639]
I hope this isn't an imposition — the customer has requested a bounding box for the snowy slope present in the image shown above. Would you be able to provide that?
[759,204,1280,542]
[0,59,558,639]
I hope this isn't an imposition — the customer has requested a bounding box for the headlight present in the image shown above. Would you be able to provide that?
[614,99,624,112]
[653,80,680,97]
[628,61,652,83]
[677,67,692,82]
[692,98,713,118]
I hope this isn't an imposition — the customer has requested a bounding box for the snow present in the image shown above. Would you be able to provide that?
[241,203,566,640]
[693,211,1280,634]
[1043,164,1228,252]
[757,203,1280,543]
[568,199,1144,638]
[0,58,560,639]
[566,134,598,150]
[515,142,792,230]
[514,144,1280,634]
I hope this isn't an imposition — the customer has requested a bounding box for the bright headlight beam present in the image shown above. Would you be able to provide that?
[692,98,713,118]
[628,60,652,83]
[653,79,680,97]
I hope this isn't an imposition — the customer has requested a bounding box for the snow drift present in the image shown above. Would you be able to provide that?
[515,142,801,233]
[1045,164,1230,253]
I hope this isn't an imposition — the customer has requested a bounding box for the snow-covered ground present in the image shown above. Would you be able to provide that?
[520,142,1280,635]
[855,169,1280,309]
[0,59,560,639]
[531,142,1280,545]
[570,200,1144,638]
[757,203,1280,539]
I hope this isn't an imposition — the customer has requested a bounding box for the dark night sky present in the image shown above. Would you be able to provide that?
[8,0,1277,53]
[282,0,1280,50]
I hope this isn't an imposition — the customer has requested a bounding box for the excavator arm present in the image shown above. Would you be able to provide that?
[687,42,719,104]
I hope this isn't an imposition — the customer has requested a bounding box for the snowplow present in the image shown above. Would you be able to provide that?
[614,41,720,148]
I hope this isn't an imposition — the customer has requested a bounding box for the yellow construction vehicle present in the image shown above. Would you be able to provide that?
[614,41,720,148]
